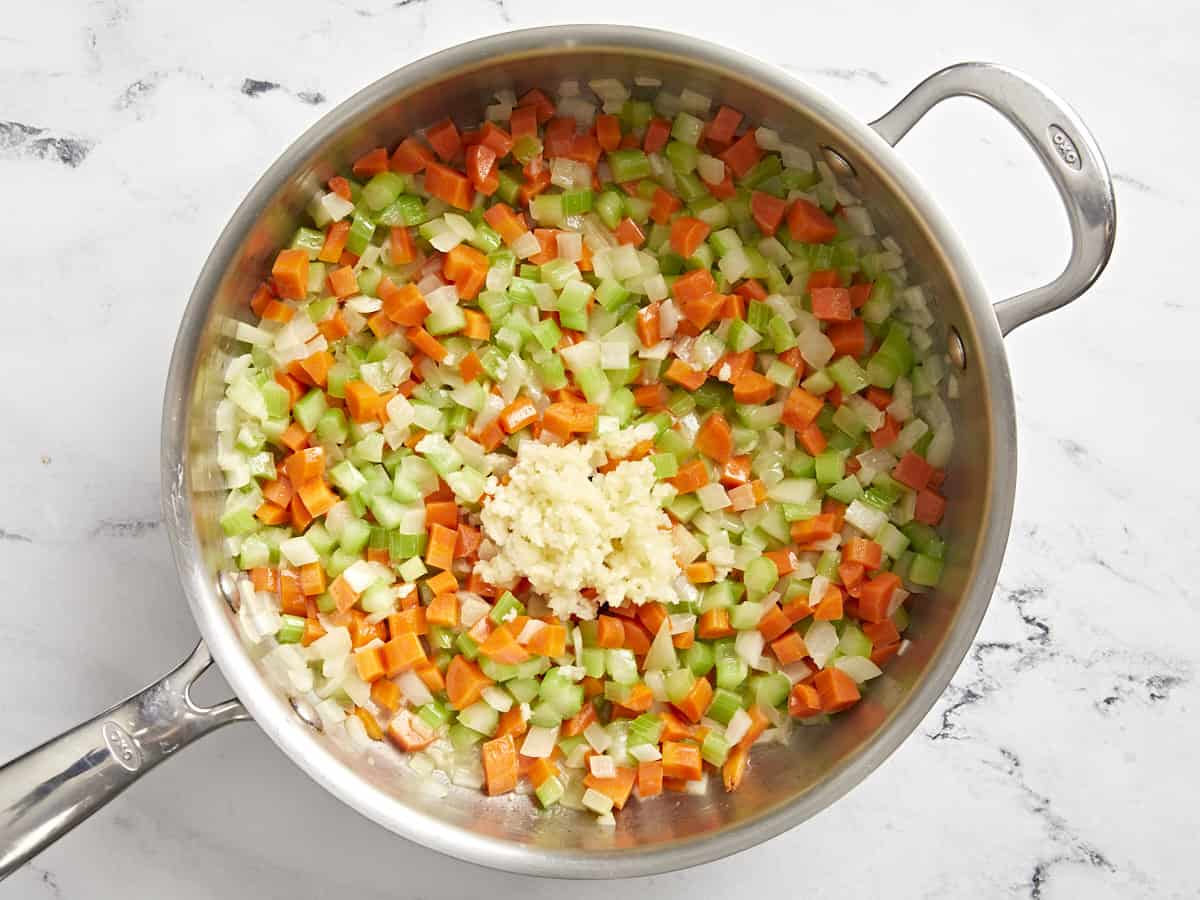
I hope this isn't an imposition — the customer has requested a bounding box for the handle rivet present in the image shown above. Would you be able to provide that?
[217,571,239,610]
[948,327,967,371]
[821,146,856,179]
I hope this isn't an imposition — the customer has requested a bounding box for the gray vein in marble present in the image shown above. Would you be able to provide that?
[993,747,1118,899]
[240,78,326,105]
[116,74,164,111]
[91,518,161,538]
[785,65,890,86]
[1098,673,1185,712]
[0,121,93,167]
[0,528,33,543]
[28,865,61,898]
[1112,172,1152,194]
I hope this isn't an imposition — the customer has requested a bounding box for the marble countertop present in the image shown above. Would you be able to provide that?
[1,1,1195,897]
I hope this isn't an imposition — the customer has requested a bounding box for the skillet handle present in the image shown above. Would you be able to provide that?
[0,641,247,880]
[870,62,1116,335]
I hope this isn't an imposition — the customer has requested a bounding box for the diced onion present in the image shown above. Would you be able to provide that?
[521,725,559,759]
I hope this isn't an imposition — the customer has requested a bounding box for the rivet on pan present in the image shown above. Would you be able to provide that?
[290,697,323,731]
[217,571,239,610]
[948,327,967,371]
[821,146,856,179]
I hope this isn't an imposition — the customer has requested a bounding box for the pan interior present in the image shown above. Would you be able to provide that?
[163,26,1013,877]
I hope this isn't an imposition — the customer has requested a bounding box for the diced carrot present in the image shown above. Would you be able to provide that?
[614,216,645,247]
[859,572,902,623]
[685,561,716,584]
[788,682,823,718]
[813,584,844,621]
[567,133,602,168]
[543,116,576,157]
[390,137,436,174]
[662,740,704,781]
[353,706,384,741]
[370,678,402,712]
[352,147,389,178]
[387,708,437,751]
[298,350,332,388]
[425,523,457,571]
[595,113,622,152]
[382,632,426,676]
[616,620,650,657]
[260,299,294,324]
[297,562,326,597]
[893,451,935,491]
[811,288,853,322]
[701,105,740,145]
[344,380,384,423]
[643,117,671,154]
[454,524,481,561]
[559,702,598,739]
[843,538,883,570]
[670,216,711,259]
[366,310,397,338]
[664,359,708,391]
[274,370,304,407]
[482,203,529,247]
[669,459,710,494]
[526,622,567,658]
[680,292,725,331]
[595,615,624,649]
[317,310,350,342]
[509,104,538,139]
[719,129,763,177]
[631,382,669,411]
[355,646,386,683]
[541,400,598,440]
[424,162,474,210]
[424,570,457,597]
[672,267,717,304]
[425,592,460,628]
[255,501,288,525]
[424,500,458,530]
[790,513,836,544]
[443,243,489,300]
[584,766,637,809]
[719,456,752,487]
[271,248,309,301]
[849,282,874,309]
[327,264,359,299]
[456,351,484,385]
[799,423,827,455]
[695,411,733,463]
[636,303,661,348]
[871,415,900,449]
[494,705,528,741]
[750,190,788,236]
[283,447,324,484]
[405,326,449,362]
[807,270,841,291]
[498,397,538,434]
[388,225,415,265]
[788,198,838,243]
[288,494,313,531]
[478,624,531,665]
[673,675,714,724]
[697,607,734,639]
[779,388,823,433]
[482,734,519,796]
[327,176,352,200]
[721,743,749,792]
[827,317,866,357]
[864,618,901,650]
[732,371,775,404]
[380,280,429,325]
[915,489,946,525]
[250,566,279,594]
[425,117,462,162]
[387,607,428,638]
[839,562,866,591]
[637,759,664,798]
[814,667,861,712]
[771,632,809,666]
[477,121,513,157]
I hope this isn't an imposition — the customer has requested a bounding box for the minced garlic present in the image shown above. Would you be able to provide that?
[473,439,679,620]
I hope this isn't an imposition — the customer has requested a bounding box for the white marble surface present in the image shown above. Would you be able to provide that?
[1,1,1196,897]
